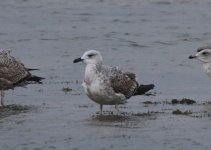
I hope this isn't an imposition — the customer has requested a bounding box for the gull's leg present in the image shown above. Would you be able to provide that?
[100,104,103,115]
[115,104,120,114]
[1,91,5,107]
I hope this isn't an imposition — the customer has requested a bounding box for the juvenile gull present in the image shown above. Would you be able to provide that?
[189,46,211,78]
[73,50,154,114]
[0,49,44,106]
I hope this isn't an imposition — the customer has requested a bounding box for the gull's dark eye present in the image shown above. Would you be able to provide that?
[88,54,95,57]
[202,51,209,56]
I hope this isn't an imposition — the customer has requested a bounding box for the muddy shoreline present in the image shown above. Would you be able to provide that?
[1,0,211,150]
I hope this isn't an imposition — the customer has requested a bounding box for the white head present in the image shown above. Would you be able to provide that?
[73,50,103,65]
[189,46,211,63]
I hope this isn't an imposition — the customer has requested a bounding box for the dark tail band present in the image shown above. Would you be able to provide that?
[26,75,45,83]
[134,84,154,96]
[27,68,40,71]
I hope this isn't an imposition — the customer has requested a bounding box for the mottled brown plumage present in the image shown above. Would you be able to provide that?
[0,52,29,85]
[0,49,44,106]
[109,69,139,99]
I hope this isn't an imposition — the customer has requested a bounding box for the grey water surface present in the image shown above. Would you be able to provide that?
[0,0,211,150]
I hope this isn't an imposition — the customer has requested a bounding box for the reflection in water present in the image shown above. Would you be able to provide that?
[90,111,157,128]
[0,105,33,120]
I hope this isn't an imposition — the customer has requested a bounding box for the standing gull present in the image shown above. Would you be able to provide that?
[0,49,44,107]
[189,46,211,78]
[73,50,154,114]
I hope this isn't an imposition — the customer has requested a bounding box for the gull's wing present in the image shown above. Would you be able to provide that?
[108,67,139,99]
[0,50,30,84]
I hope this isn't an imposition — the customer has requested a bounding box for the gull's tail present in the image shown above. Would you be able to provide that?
[26,75,45,83]
[26,68,40,71]
[133,84,155,96]
[13,75,45,87]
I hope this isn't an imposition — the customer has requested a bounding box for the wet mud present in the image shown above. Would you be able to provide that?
[0,0,211,150]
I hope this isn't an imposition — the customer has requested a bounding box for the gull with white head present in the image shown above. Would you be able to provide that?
[73,50,154,114]
[189,46,211,77]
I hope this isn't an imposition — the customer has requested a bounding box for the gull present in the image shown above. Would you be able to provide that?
[189,46,211,78]
[73,50,154,114]
[0,49,44,107]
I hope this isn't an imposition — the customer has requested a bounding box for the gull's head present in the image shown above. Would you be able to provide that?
[73,50,103,65]
[189,46,211,63]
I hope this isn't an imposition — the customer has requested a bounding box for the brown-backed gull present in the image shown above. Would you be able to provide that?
[73,50,154,114]
[0,49,44,107]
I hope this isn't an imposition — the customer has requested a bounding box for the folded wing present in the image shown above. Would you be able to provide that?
[109,67,139,99]
[0,50,43,89]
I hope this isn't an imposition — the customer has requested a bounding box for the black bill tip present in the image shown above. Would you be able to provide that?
[189,55,196,59]
[73,57,83,63]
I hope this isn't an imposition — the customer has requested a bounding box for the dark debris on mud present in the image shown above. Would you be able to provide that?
[171,98,196,105]
[143,98,196,105]
[62,87,81,95]
[61,80,82,95]
[172,109,211,118]
[172,109,192,115]
[62,87,73,92]
[142,98,211,118]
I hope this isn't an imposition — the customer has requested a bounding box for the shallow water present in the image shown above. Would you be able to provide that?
[0,0,211,150]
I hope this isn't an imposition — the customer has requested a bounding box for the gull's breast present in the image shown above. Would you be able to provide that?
[83,77,112,104]
[203,63,211,78]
